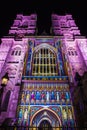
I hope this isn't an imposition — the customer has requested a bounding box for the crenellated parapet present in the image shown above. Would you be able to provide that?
[9,14,37,36]
[52,14,80,37]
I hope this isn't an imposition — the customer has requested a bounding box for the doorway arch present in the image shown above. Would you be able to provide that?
[30,107,62,127]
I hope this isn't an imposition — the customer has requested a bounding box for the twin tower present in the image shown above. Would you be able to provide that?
[8,13,81,36]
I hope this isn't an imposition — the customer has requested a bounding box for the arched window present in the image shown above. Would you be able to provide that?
[19,51,21,56]
[15,51,18,55]
[11,47,21,56]
[32,48,57,76]
[71,51,74,55]
[68,48,78,56]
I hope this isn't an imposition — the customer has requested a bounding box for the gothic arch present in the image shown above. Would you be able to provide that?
[32,45,58,76]
[33,43,57,54]
[30,107,62,126]
[11,46,22,56]
[37,117,52,127]
[67,47,78,56]
[12,45,22,50]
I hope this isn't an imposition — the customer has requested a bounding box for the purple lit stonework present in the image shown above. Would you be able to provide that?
[0,13,87,127]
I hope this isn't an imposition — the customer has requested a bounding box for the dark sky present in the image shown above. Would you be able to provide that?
[0,1,87,37]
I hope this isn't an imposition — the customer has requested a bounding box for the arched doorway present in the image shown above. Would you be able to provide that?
[38,120,52,130]
[30,108,62,129]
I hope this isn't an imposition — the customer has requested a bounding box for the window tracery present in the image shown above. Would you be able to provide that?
[32,48,57,76]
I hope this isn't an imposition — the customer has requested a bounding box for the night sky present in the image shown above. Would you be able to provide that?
[0,1,87,38]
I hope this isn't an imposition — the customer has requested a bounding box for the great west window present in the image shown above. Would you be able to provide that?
[32,48,58,76]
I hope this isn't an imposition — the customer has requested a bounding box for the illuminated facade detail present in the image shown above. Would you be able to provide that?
[32,48,57,76]
[0,13,87,128]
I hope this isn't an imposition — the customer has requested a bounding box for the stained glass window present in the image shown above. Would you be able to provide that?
[32,48,57,76]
